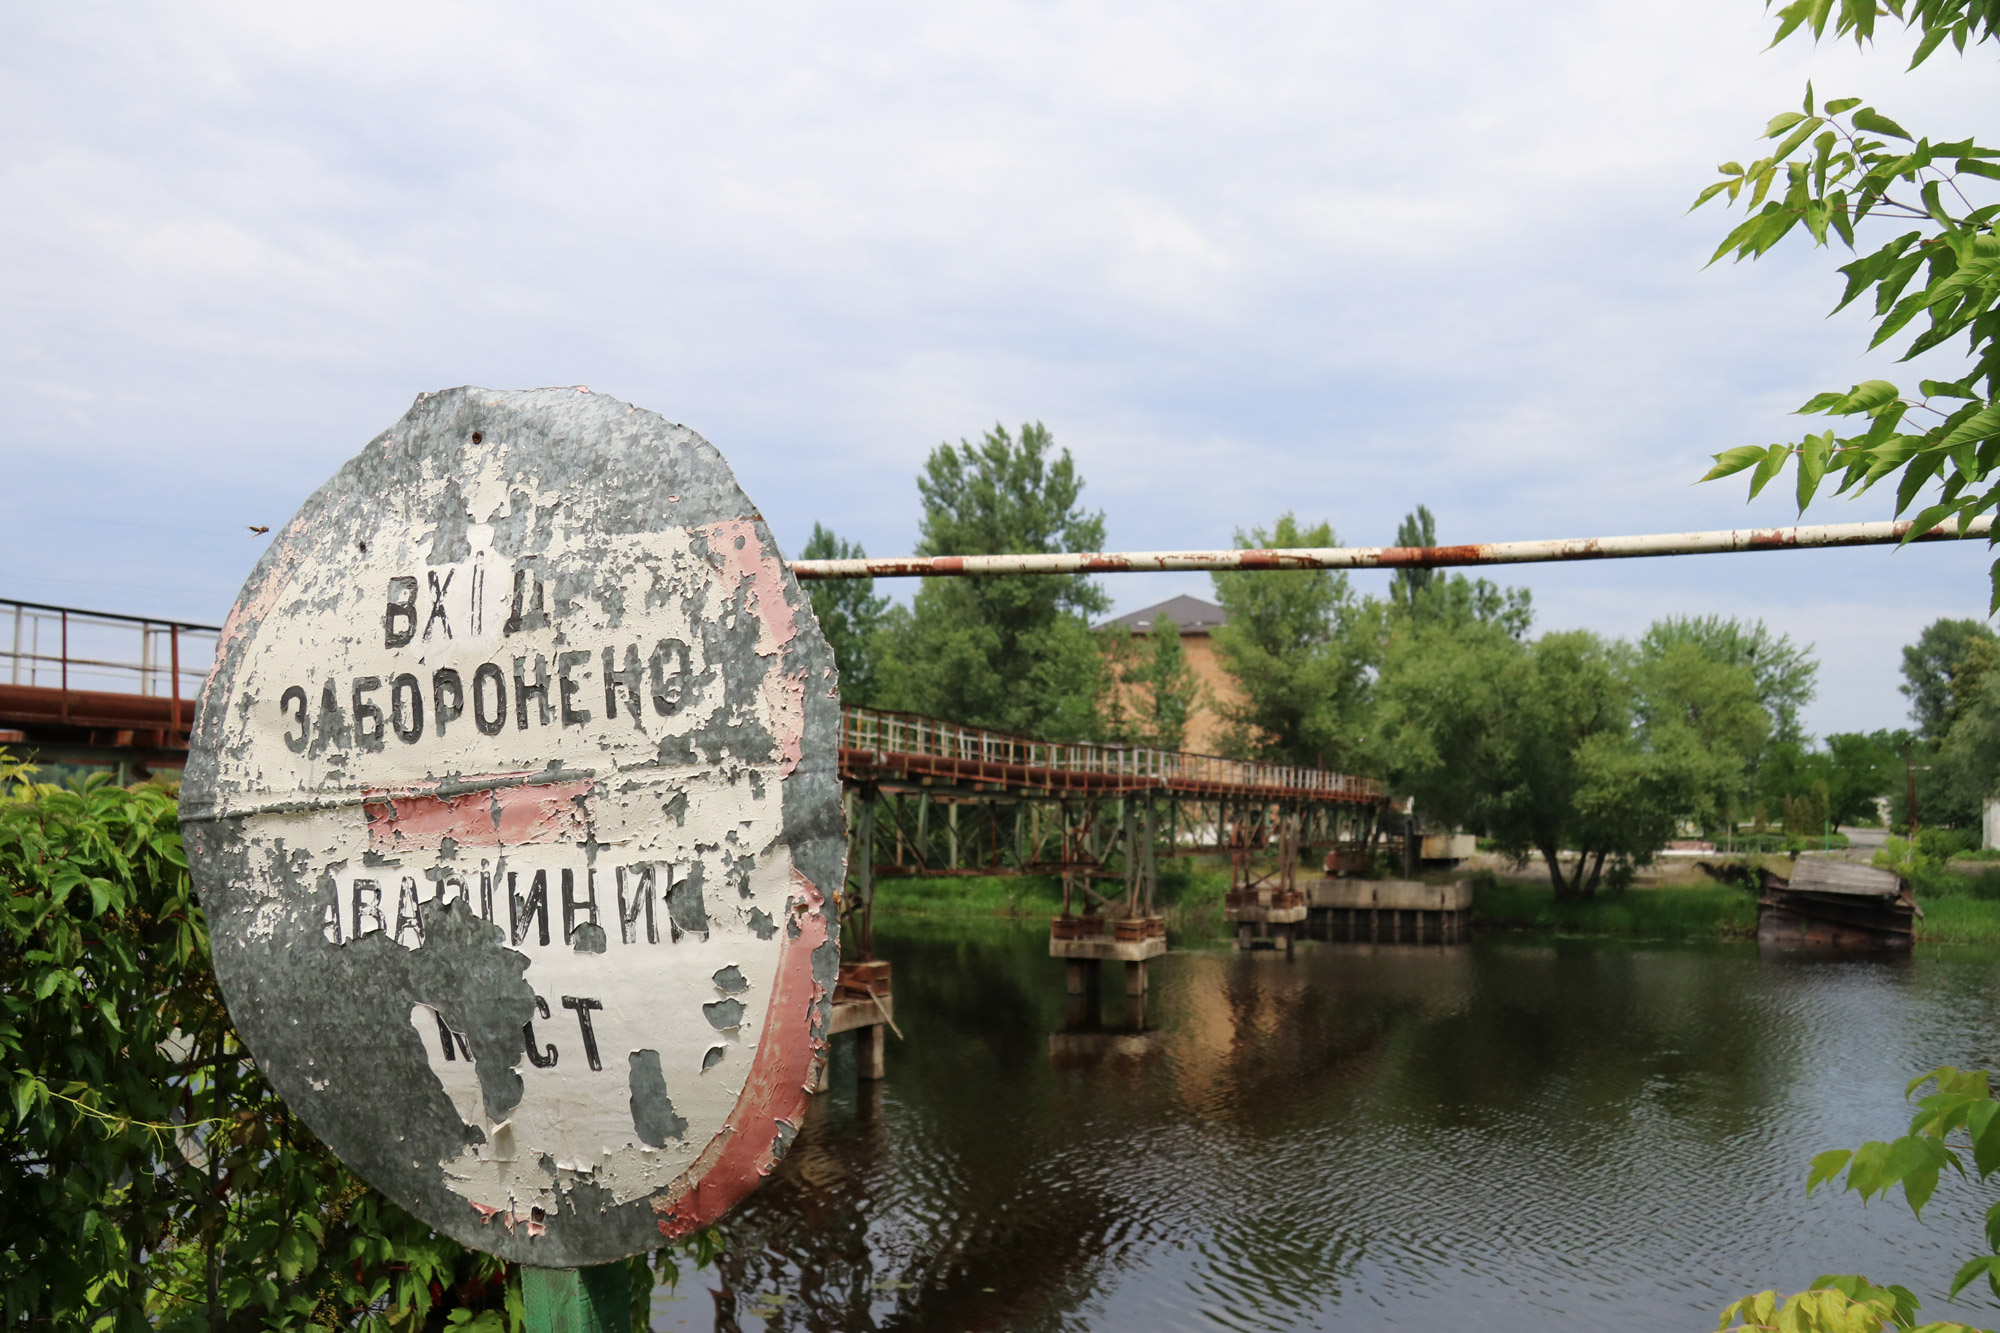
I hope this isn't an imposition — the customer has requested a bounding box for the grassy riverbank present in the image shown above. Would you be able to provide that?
[1472,880,1758,938]
[870,865,2000,946]
[869,861,1236,946]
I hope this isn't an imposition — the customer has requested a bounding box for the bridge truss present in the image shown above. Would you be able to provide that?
[836,706,1392,957]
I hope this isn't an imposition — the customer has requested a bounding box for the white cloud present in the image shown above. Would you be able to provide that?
[0,0,1992,737]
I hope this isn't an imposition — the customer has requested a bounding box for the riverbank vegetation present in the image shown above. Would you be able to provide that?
[1470,879,1759,939]
[874,858,2000,948]
[870,859,1238,947]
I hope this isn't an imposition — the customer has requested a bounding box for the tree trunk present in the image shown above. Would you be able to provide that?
[1582,849,1608,898]
[1542,839,1580,900]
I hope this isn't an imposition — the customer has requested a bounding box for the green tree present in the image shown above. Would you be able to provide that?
[1903,616,1999,739]
[875,423,1112,740]
[1932,665,2000,825]
[1376,625,1764,898]
[1640,615,1819,745]
[1634,638,1772,833]
[1387,504,1533,638]
[1210,514,1370,766]
[798,522,889,707]
[1697,2,2000,603]
[1107,614,1204,751]
[1825,728,1911,824]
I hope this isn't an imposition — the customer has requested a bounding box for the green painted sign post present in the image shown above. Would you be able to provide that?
[522,1264,633,1333]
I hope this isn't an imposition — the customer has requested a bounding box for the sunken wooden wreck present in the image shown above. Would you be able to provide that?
[1758,857,1917,949]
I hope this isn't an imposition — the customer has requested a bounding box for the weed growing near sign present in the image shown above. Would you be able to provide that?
[0,752,713,1330]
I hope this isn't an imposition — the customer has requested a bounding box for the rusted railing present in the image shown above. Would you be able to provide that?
[841,705,1383,799]
[2,599,219,703]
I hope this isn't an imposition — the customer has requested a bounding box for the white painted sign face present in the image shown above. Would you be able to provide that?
[179,387,844,1266]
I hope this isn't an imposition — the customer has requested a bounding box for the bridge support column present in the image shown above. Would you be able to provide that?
[857,1023,886,1081]
[1124,959,1148,997]
[1064,959,1100,1028]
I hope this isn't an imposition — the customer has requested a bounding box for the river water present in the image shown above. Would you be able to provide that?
[654,920,2000,1331]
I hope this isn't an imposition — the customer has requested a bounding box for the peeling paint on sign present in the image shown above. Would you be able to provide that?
[179,387,844,1266]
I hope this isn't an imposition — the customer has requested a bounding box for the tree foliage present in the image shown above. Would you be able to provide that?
[874,423,1112,741]
[1209,515,1370,766]
[1641,615,1819,746]
[1902,616,1998,739]
[798,522,889,708]
[1697,1,2000,603]
[1105,615,1204,751]
[1760,729,1911,828]
[0,755,706,1331]
[1375,624,1767,898]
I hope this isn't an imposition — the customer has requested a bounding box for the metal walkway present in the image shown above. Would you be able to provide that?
[0,598,217,772]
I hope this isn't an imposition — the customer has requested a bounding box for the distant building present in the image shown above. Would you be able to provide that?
[1097,595,1244,754]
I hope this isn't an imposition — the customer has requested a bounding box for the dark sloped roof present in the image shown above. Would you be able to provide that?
[1098,594,1228,635]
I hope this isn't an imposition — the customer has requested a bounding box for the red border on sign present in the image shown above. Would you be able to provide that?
[650,868,830,1237]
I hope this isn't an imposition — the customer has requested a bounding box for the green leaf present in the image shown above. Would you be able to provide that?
[1691,179,1736,210]
[1949,1254,2000,1299]
[1851,107,1913,141]
[1883,1133,1952,1215]
[1767,110,1811,137]
[1700,445,1770,482]
[1826,97,1863,114]
[1968,1100,2000,1177]
[1749,444,1794,500]
[1798,431,1834,510]
[1936,406,2000,457]
[1895,449,1949,514]
[1828,380,1902,416]
[1904,500,1965,541]
[1809,1148,1854,1193]
[1772,116,1827,162]
[9,1073,39,1125]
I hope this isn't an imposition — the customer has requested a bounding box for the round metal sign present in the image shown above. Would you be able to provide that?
[180,387,843,1266]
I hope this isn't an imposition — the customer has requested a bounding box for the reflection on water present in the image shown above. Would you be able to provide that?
[654,922,2000,1332]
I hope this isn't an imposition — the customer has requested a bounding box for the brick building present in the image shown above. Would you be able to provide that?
[1098,594,1243,755]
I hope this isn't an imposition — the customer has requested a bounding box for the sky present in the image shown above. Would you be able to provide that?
[2,2,1993,739]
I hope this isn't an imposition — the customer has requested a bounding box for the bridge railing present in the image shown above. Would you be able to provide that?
[841,705,1384,799]
[2,599,219,702]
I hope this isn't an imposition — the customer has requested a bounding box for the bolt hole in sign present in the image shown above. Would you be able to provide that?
[180,387,844,1266]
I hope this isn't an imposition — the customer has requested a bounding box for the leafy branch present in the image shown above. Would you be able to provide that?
[1694,5,2000,604]
[1720,1067,2000,1332]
